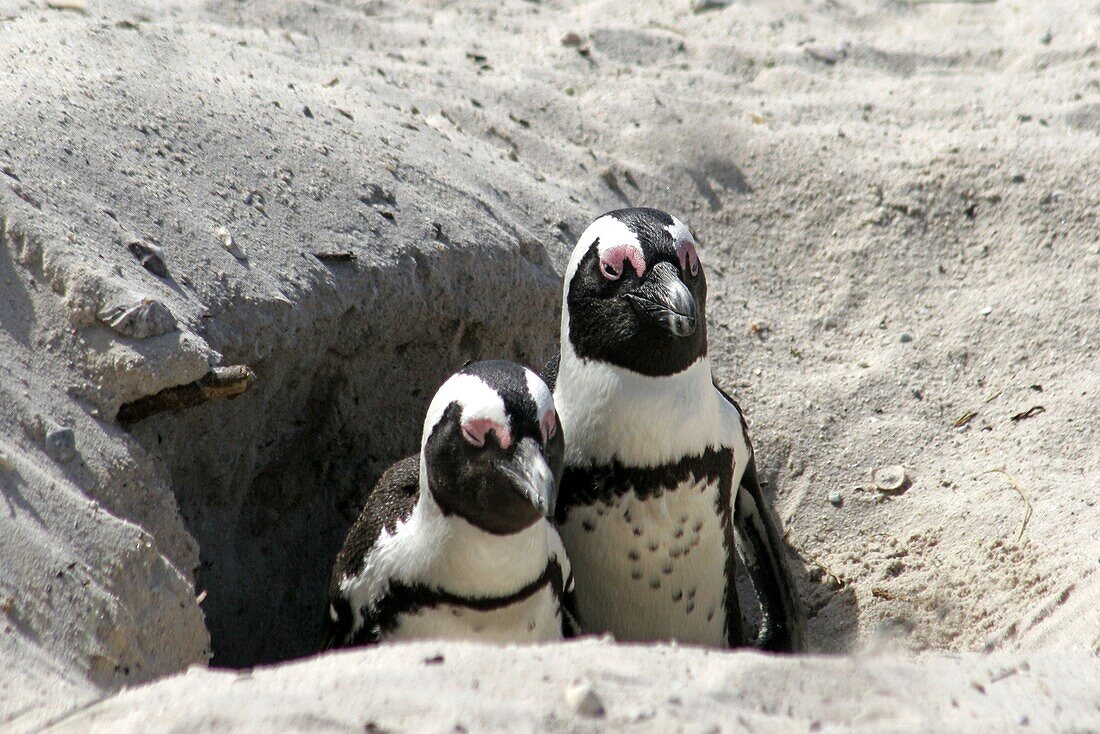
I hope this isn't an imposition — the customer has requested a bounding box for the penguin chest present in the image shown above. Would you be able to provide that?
[384,585,563,643]
[560,474,731,646]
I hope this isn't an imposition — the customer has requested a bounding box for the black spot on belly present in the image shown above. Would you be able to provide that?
[582,520,595,532]
[649,578,661,590]
[688,588,696,600]
[662,563,673,575]
[693,520,703,534]
[669,547,682,559]
[672,590,683,601]
[633,527,643,537]
[679,514,688,524]
[706,610,714,622]
[628,550,640,562]
[686,602,695,615]
[647,541,659,553]
[673,527,684,539]
[631,569,643,580]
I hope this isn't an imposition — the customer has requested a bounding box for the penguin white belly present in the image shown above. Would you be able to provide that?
[386,586,563,643]
[560,477,729,646]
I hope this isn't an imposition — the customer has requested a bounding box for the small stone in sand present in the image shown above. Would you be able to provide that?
[980,306,993,316]
[45,427,76,462]
[46,0,86,12]
[899,333,913,343]
[828,491,843,507]
[561,32,583,47]
[127,239,169,277]
[565,681,605,718]
[873,465,908,492]
[98,299,178,339]
[691,0,730,12]
[216,227,246,260]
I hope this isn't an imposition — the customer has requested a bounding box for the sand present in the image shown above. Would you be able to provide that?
[1,0,1098,730]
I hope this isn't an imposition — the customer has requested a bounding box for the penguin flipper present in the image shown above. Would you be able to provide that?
[713,380,806,652]
[734,453,807,653]
[323,454,421,652]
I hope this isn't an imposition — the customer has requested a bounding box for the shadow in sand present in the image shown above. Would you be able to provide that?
[0,465,46,526]
[733,456,860,654]
[0,218,37,348]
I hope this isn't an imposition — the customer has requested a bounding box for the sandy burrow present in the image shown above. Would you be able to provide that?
[1,0,1099,730]
[45,640,1100,733]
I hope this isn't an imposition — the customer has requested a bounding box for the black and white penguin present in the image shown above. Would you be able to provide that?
[325,360,572,647]
[543,207,805,651]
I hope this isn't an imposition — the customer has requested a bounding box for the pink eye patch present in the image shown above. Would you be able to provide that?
[676,239,700,276]
[597,242,645,281]
[461,418,512,449]
[540,410,557,443]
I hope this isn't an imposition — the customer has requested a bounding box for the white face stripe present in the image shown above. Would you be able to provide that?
[524,367,555,423]
[562,215,643,294]
[665,215,694,249]
[420,373,510,452]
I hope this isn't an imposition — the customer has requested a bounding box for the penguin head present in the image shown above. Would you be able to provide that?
[420,360,565,535]
[562,207,707,376]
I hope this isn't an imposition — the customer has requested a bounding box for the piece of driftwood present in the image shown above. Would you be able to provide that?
[117,365,256,426]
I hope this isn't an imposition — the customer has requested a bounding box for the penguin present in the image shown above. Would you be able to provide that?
[325,360,572,647]
[543,207,805,651]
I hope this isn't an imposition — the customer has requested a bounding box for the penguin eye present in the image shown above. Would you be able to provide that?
[540,411,557,444]
[596,243,644,282]
[461,419,511,449]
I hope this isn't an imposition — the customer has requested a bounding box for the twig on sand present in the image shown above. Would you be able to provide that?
[979,468,1033,542]
[117,365,257,426]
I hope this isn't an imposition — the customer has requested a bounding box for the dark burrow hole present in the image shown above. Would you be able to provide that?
[125,258,560,667]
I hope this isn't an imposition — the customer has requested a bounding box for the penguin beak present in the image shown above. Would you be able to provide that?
[624,261,698,337]
[497,438,558,518]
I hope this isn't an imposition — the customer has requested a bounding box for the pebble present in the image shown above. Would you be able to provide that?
[127,239,169,277]
[899,332,913,343]
[824,316,839,330]
[805,45,845,65]
[216,226,246,260]
[691,0,730,11]
[46,0,86,11]
[565,681,605,718]
[980,306,993,316]
[873,465,908,492]
[828,491,843,507]
[560,32,584,47]
[45,427,76,462]
[98,298,177,339]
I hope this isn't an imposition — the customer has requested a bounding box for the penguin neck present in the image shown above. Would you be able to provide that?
[406,460,550,597]
[555,338,723,469]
